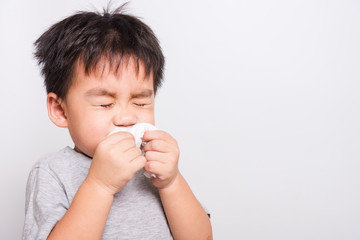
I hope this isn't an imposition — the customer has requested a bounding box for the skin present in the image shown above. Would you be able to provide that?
[46,57,212,239]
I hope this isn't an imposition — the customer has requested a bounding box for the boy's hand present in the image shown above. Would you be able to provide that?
[142,130,180,189]
[86,132,146,195]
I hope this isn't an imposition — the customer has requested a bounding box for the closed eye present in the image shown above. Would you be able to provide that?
[134,101,153,107]
[99,103,114,108]
[134,103,146,107]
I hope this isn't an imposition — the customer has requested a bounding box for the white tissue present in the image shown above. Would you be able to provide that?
[109,123,157,178]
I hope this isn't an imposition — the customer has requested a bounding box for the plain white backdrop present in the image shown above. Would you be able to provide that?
[1,0,360,239]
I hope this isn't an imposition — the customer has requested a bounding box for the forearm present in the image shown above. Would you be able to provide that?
[47,177,114,240]
[159,173,212,240]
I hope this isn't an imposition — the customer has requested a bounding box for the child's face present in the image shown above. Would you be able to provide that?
[60,58,155,158]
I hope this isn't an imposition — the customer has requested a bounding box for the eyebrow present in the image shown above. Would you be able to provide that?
[85,88,153,99]
[85,88,116,98]
[131,89,154,99]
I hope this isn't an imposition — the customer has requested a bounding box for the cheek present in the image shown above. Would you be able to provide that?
[86,119,112,143]
[138,109,155,124]
[76,127,108,157]
[70,112,112,157]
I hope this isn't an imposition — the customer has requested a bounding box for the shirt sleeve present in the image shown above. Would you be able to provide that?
[22,166,69,240]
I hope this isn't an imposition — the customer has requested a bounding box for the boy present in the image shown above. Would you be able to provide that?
[22,5,212,240]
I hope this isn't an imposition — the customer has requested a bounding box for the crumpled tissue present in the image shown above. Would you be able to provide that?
[109,123,157,178]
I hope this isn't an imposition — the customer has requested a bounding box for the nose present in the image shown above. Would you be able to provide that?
[113,107,137,127]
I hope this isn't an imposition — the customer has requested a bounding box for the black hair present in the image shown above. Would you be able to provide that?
[34,3,165,99]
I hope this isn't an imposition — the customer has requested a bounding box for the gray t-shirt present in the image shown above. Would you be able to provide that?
[22,147,173,240]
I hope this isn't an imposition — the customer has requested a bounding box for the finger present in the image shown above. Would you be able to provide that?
[104,131,135,145]
[142,130,177,144]
[130,155,146,172]
[144,151,172,163]
[124,147,142,161]
[113,137,137,152]
[144,161,167,178]
[142,139,173,153]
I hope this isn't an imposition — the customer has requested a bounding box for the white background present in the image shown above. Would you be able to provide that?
[1,0,360,239]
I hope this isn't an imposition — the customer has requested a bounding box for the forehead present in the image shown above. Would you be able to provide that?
[71,55,154,90]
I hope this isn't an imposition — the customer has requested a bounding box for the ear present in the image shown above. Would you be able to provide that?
[47,92,68,128]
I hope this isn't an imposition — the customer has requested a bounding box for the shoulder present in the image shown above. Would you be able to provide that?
[28,147,91,187]
[33,147,76,166]
[27,147,75,184]
[32,146,90,173]
[25,147,91,201]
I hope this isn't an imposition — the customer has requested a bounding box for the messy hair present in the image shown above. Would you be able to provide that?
[34,3,165,99]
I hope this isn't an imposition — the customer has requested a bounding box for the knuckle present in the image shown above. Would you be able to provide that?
[110,149,123,162]
[139,155,146,163]
[150,140,157,149]
[123,137,134,145]
[146,162,153,172]
[144,141,152,150]
[108,148,117,158]
[144,163,150,172]
[135,148,142,156]
[144,151,151,159]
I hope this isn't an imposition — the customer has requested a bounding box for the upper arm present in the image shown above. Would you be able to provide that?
[22,166,69,240]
